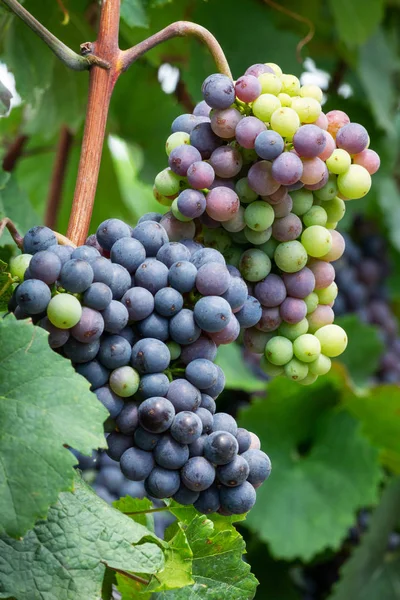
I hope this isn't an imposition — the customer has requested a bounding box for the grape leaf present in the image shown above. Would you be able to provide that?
[215,343,265,393]
[121,0,150,28]
[376,176,400,253]
[329,477,400,600]
[327,0,383,46]
[335,315,384,386]
[0,315,108,537]
[114,495,156,529]
[0,475,164,600]
[0,175,39,246]
[239,376,382,561]
[0,259,15,311]
[0,78,12,116]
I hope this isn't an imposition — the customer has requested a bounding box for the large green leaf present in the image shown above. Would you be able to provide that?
[0,316,108,537]
[0,475,164,600]
[0,174,39,246]
[335,315,384,387]
[329,477,400,600]
[121,0,150,28]
[239,376,382,560]
[328,0,383,46]
[215,343,265,393]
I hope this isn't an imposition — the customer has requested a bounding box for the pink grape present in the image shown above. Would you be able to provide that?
[209,177,236,191]
[353,149,380,174]
[318,131,336,161]
[210,146,243,178]
[280,297,307,324]
[248,160,281,196]
[267,186,288,205]
[307,305,334,333]
[187,161,215,189]
[272,152,303,185]
[168,144,202,176]
[336,122,368,154]
[206,187,240,221]
[313,112,328,130]
[235,75,262,103]
[308,260,335,289]
[320,230,345,262]
[304,165,329,190]
[326,110,350,139]
[271,213,302,242]
[273,194,293,218]
[235,116,266,149]
[208,314,240,344]
[245,63,274,77]
[301,157,327,185]
[210,107,242,139]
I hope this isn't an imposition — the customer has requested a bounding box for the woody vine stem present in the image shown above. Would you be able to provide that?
[1,0,232,246]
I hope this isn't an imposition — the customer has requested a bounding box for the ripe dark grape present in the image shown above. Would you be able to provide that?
[181,456,216,491]
[110,237,146,272]
[98,335,132,369]
[154,287,183,317]
[120,447,154,481]
[29,251,62,285]
[115,402,139,435]
[156,242,191,267]
[23,226,57,254]
[145,467,181,498]
[131,338,171,373]
[101,300,129,333]
[95,386,124,418]
[217,455,250,487]
[204,431,238,465]
[170,411,203,444]
[153,434,189,469]
[96,218,131,251]
[16,279,51,314]
[194,485,221,514]
[83,282,113,311]
[220,481,257,514]
[167,378,201,412]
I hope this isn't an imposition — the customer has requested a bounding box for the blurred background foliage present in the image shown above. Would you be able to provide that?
[1,0,400,598]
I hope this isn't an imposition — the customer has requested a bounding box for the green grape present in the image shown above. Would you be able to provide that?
[300,84,323,103]
[258,73,282,95]
[223,245,242,268]
[291,97,321,123]
[109,366,140,397]
[284,357,308,381]
[337,165,371,199]
[313,175,338,201]
[167,341,181,360]
[274,241,308,273]
[241,148,258,164]
[280,74,300,96]
[265,336,293,366]
[244,227,272,245]
[278,318,309,341]
[239,249,271,282]
[309,354,331,375]
[297,372,318,386]
[244,201,275,231]
[222,206,246,233]
[155,168,183,196]
[47,293,82,329]
[203,228,232,253]
[260,355,284,376]
[315,324,348,357]
[324,197,346,223]
[291,189,314,216]
[270,107,300,138]
[259,237,279,258]
[153,185,174,207]
[235,177,258,203]
[303,206,328,227]
[316,282,338,305]
[266,62,282,76]
[253,94,281,122]
[171,198,192,222]
[293,333,321,363]
[304,292,319,314]
[326,149,351,174]
[325,221,338,229]
[277,93,292,107]
[166,131,190,156]
[9,253,32,280]
[301,226,332,258]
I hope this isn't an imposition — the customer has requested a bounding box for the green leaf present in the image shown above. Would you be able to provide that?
[329,477,400,600]
[0,78,12,115]
[114,496,156,530]
[0,316,108,537]
[152,513,258,599]
[121,0,150,28]
[215,343,265,393]
[0,475,165,600]
[0,259,15,311]
[0,175,39,246]
[376,176,400,252]
[239,377,382,561]
[328,0,383,46]
[335,315,384,387]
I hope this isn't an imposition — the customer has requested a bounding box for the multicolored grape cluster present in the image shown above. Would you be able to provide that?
[153,61,380,383]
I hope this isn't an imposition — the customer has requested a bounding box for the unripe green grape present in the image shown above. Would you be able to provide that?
[313,175,338,201]
[326,149,351,174]
[325,221,338,229]
[253,94,281,122]
[280,74,300,96]
[47,293,82,329]
[155,168,183,196]
[244,201,274,231]
[278,318,309,341]
[315,324,348,357]
[301,226,332,258]
[324,197,346,223]
[153,185,174,207]
[277,93,292,107]
[291,189,314,216]
[265,336,293,366]
[166,131,190,156]
[291,97,321,123]
[109,366,140,397]
[244,227,272,245]
[337,165,371,199]
[259,237,279,258]
[171,198,192,222]
[9,253,32,280]
[258,72,282,95]
[167,341,181,360]
[239,249,271,282]
[297,372,318,386]
[316,282,338,305]
[203,228,231,253]
[236,177,258,204]
[274,241,308,273]
[303,206,328,227]
[270,107,300,138]
[266,62,282,76]
[300,84,323,103]
[304,292,319,314]
[222,206,246,233]
[241,148,258,164]
[260,355,284,376]
[284,357,308,381]
[293,333,321,363]
[308,354,331,375]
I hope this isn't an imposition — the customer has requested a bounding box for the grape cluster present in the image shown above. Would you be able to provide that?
[153,62,380,383]
[9,218,271,514]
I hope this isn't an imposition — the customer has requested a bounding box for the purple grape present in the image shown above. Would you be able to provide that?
[235,117,266,149]
[254,130,285,160]
[248,160,280,196]
[159,212,196,241]
[193,100,211,117]
[272,152,303,185]
[273,194,293,218]
[271,213,303,242]
[256,306,282,332]
[254,274,287,307]
[279,297,307,324]
[168,144,202,176]
[40,316,70,348]
[201,73,235,109]
[177,189,206,218]
[336,122,368,154]
[196,262,230,296]
[180,335,218,365]
[245,63,274,77]
[187,161,215,190]
[71,307,104,343]
[190,122,222,159]
[171,113,208,134]
[282,267,316,299]
[210,107,242,138]
[29,251,62,285]
[235,75,262,103]
[209,177,236,191]
[304,165,329,190]
[293,124,327,158]
[209,146,243,178]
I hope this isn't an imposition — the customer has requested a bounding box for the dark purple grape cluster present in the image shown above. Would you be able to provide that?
[8,216,271,514]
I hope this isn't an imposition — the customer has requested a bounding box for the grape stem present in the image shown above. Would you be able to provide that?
[101,563,149,586]
[122,505,170,516]
[0,0,110,71]
[0,218,23,249]
[45,126,74,230]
